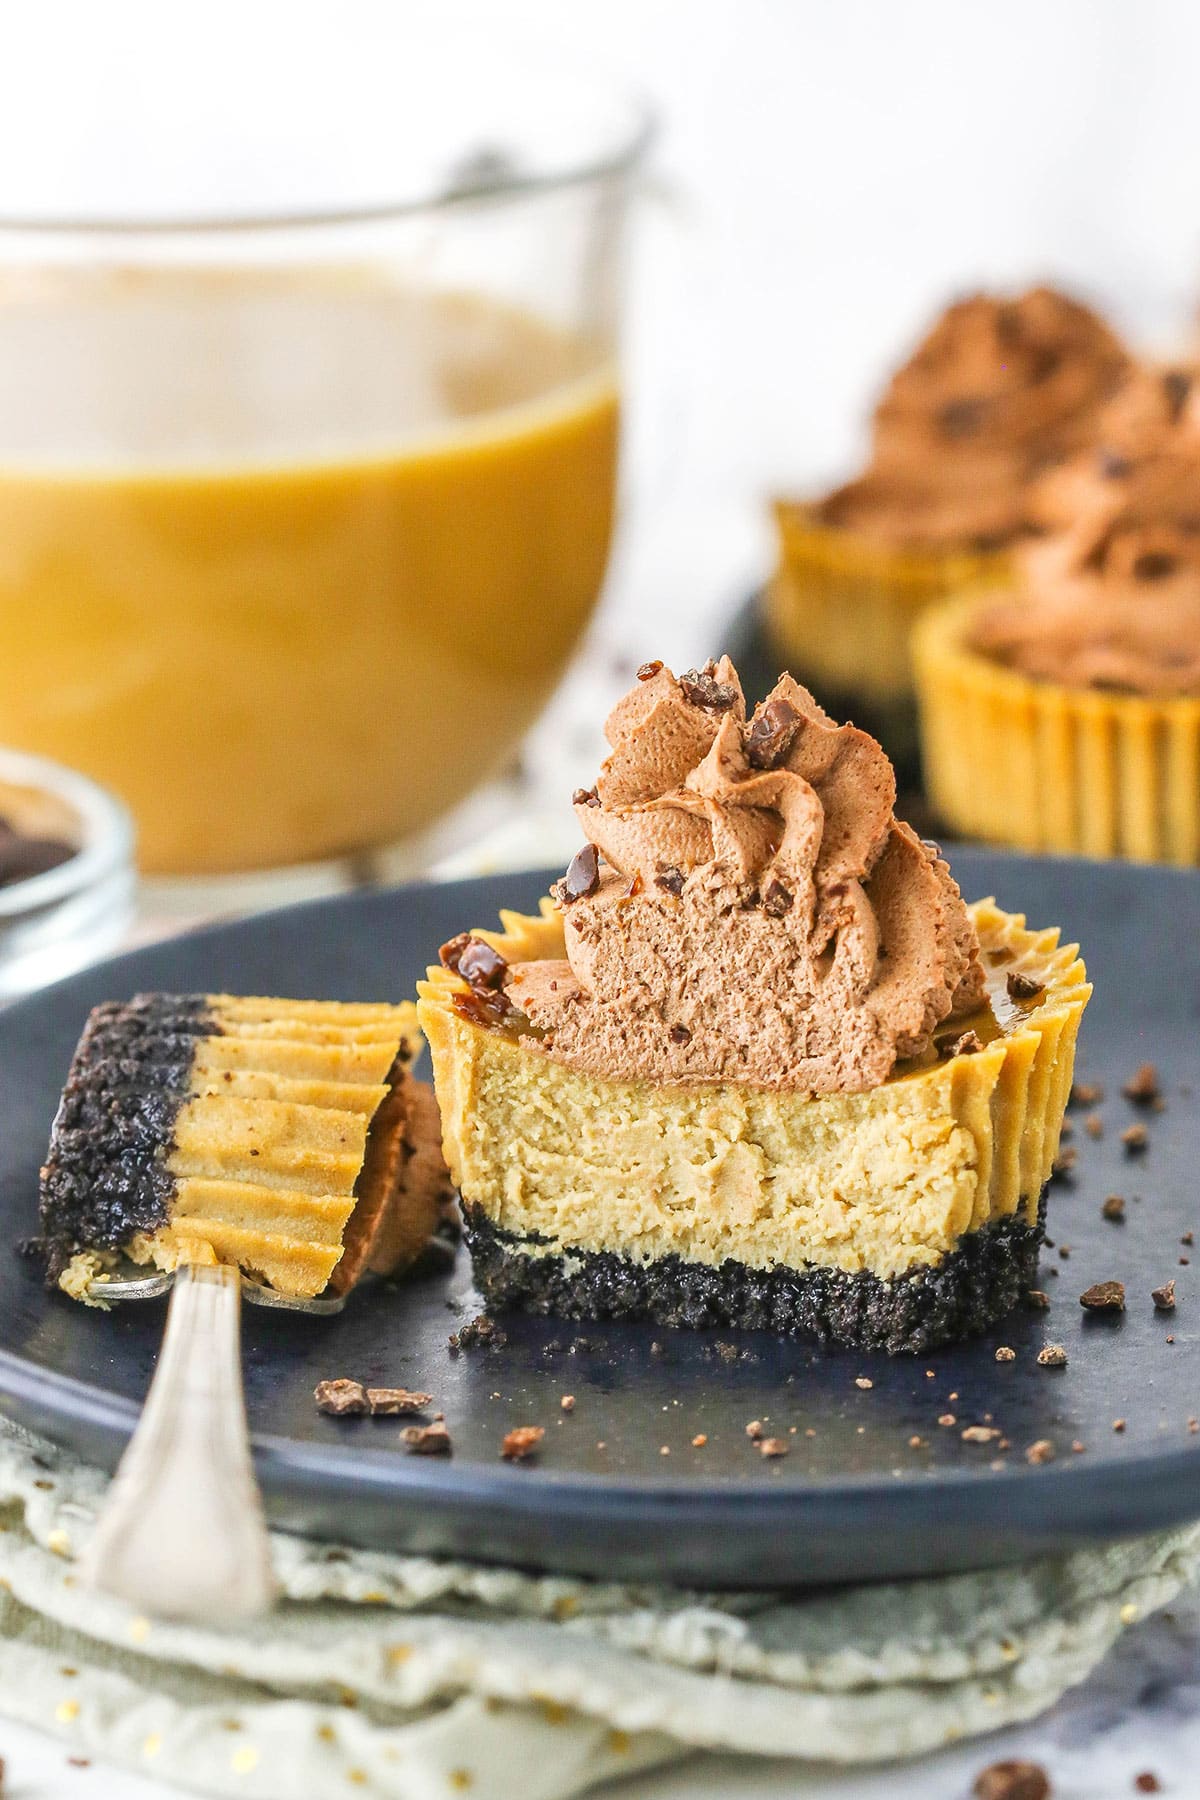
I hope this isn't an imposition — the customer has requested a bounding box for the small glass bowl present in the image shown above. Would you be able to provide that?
[0,746,135,997]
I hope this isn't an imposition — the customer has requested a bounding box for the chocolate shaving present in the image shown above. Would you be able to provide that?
[314,1378,370,1416]
[679,662,737,711]
[501,1425,545,1462]
[1080,1280,1125,1312]
[745,697,800,770]
[559,843,600,904]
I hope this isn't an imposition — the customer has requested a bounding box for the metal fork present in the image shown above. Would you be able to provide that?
[78,1262,344,1624]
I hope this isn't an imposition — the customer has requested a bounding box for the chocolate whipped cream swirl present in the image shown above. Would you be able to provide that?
[817,287,1129,551]
[505,660,985,1093]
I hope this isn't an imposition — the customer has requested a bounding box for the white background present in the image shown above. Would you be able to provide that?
[4,3,1200,1793]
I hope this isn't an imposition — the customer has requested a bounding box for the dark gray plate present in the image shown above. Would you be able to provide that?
[1,853,1198,1590]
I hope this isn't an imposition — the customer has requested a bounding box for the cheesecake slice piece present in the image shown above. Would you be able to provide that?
[39,993,454,1304]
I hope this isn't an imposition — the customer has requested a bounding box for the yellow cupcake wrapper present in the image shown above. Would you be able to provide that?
[417,901,1089,1282]
[914,592,1200,865]
[768,502,1010,706]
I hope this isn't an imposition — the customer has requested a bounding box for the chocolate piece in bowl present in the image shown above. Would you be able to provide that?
[419,657,1090,1354]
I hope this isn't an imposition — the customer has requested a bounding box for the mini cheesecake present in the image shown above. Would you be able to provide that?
[419,660,1091,1354]
[39,993,454,1305]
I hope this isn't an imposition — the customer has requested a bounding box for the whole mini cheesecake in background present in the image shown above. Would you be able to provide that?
[39,994,454,1304]
[420,657,1090,1354]
[769,287,1129,760]
[916,360,1200,865]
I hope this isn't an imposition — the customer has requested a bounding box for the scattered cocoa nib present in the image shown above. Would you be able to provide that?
[942,1030,984,1059]
[1101,1195,1126,1222]
[1070,1080,1104,1107]
[636,659,663,681]
[679,661,738,711]
[456,936,508,991]
[1037,1344,1068,1368]
[745,697,800,769]
[759,1437,789,1458]
[655,864,685,896]
[572,786,600,808]
[366,1387,434,1416]
[1123,1062,1161,1104]
[557,843,600,907]
[668,1023,692,1045]
[1026,1439,1056,1465]
[972,1759,1051,1800]
[1080,1280,1125,1312]
[1121,1123,1149,1153]
[1006,971,1045,1002]
[1134,1774,1163,1795]
[762,879,794,917]
[995,1346,1016,1362]
[962,1425,1001,1444]
[314,1378,370,1416]
[1152,1279,1177,1311]
[448,1314,507,1353]
[501,1425,545,1462]
[401,1418,452,1456]
[1026,1289,1051,1309]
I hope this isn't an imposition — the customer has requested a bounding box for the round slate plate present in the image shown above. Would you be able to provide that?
[1,853,1198,1590]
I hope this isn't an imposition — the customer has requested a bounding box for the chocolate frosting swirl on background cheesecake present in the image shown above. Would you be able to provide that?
[817,287,1129,550]
[505,658,984,1092]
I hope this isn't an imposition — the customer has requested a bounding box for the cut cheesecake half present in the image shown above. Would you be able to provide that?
[39,992,454,1305]
[418,901,1090,1354]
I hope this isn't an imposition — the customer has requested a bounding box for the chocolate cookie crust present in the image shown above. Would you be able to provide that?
[462,1201,1046,1357]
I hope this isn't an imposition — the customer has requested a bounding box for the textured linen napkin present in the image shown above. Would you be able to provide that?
[0,1418,1197,1800]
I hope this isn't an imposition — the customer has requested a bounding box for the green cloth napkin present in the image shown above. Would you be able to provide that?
[0,1418,1196,1800]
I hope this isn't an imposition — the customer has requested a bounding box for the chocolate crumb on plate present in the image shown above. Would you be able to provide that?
[1070,1080,1104,1107]
[448,1314,507,1353]
[1026,1289,1051,1309]
[995,1345,1016,1362]
[745,1419,765,1440]
[1080,1280,1126,1312]
[854,1376,873,1390]
[501,1425,545,1462]
[972,1760,1051,1800]
[1134,1774,1162,1794]
[759,1437,789,1458]
[365,1387,434,1416]
[1121,1122,1149,1153]
[691,1433,707,1448]
[1152,1280,1177,1311]
[560,1394,576,1412]
[1113,1418,1127,1432]
[1026,1439,1056,1465]
[1051,1147,1077,1179]
[1085,1112,1104,1139]
[314,1378,370,1416]
[401,1418,452,1456]
[962,1425,1001,1444]
[1101,1195,1126,1222]
[1123,1062,1161,1104]
[1037,1344,1068,1367]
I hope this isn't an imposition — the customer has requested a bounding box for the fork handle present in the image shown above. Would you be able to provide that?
[81,1262,276,1622]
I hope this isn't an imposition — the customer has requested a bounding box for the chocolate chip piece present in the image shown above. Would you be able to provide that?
[572,786,600,808]
[501,1425,545,1462]
[759,1437,789,1458]
[1037,1344,1068,1367]
[1097,447,1132,479]
[456,937,508,991]
[1123,1062,1161,1104]
[679,663,738,711]
[655,865,685,896]
[1101,1195,1126,1222]
[942,1030,984,1059]
[745,697,801,769]
[1152,1279,1177,1311]
[366,1387,434,1416]
[1080,1280,1125,1312]
[401,1418,452,1456]
[972,1759,1051,1800]
[1121,1122,1149,1153]
[636,660,663,681]
[438,931,472,972]
[668,1023,692,1045]
[1006,971,1045,1001]
[314,1378,370,1415]
[559,843,600,903]
[939,397,986,438]
[1164,367,1193,419]
[762,879,793,917]
[1025,1439,1056,1465]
